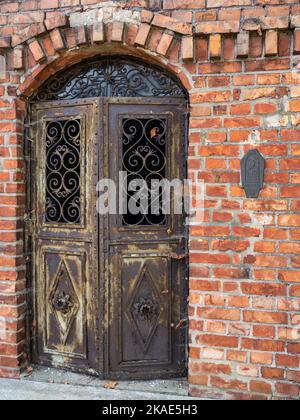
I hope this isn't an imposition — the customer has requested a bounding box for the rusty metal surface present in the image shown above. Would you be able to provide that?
[29,96,188,380]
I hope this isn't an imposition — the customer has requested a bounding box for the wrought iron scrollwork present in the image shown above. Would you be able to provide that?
[45,119,81,224]
[122,117,167,226]
[33,58,186,101]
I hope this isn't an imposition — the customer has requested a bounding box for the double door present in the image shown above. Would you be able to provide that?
[30,97,187,379]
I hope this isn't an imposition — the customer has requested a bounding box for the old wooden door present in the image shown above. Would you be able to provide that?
[105,98,187,379]
[31,99,100,373]
[29,59,188,379]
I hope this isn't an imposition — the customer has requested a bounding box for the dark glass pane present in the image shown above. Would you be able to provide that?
[122,118,167,226]
[45,119,81,224]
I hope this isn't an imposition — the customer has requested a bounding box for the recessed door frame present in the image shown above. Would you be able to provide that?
[25,58,189,380]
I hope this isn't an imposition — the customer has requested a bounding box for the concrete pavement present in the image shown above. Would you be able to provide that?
[0,366,195,400]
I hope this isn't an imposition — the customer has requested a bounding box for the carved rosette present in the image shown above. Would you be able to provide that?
[133,298,160,322]
[52,290,74,315]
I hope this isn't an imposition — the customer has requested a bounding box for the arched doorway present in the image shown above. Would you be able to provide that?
[27,57,189,380]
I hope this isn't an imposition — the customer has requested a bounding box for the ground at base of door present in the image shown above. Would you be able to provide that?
[0,366,198,400]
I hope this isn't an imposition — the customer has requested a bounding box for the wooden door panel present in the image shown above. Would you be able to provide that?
[106,98,187,380]
[39,244,88,360]
[120,254,170,364]
[31,100,100,373]
[109,248,186,378]
[107,99,187,242]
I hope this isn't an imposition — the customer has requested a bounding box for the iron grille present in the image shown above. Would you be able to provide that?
[45,119,81,224]
[33,58,186,101]
[122,117,167,226]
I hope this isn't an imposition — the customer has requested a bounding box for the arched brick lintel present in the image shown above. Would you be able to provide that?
[8,6,195,99]
[18,42,193,100]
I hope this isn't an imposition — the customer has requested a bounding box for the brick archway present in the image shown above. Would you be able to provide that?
[3,6,193,381]
[1,1,300,400]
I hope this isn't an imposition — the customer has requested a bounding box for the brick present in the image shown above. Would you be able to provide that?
[28,39,45,62]
[12,48,23,70]
[290,285,300,297]
[254,103,278,114]
[111,21,124,43]
[197,308,240,321]
[140,10,153,24]
[237,32,249,58]
[195,21,240,35]
[196,334,238,348]
[135,23,151,46]
[191,90,231,103]
[242,339,285,352]
[275,383,299,397]
[182,36,194,61]
[295,30,300,54]
[211,376,247,391]
[210,34,221,59]
[291,15,300,28]
[199,61,242,74]
[91,22,104,44]
[243,311,287,325]
[253,326,275,339]
[250,380,272,395]
[279,215,300,227]
[41,0,58,8]
[249,33,263,57]
[265,30,278,56]
[243,87,288,101]
[276,355,299,368]
[287,370,300,382]
[236,365,259,378]
[278,271,300,283]
[250,352,273,365]
[49,29,64,51]
[164,0,205,8]
[245,58,290,72]
[261,16,288,31]
[224,117,260,128]
[279,31,291,57]
[226,351,246,364]
[152,14,192,35]
[45,13,67,31]
[189,362,231,375]
[207,0,251,6]
[156,32,173,56]
[189,375,208,386]
[241,283,286,297]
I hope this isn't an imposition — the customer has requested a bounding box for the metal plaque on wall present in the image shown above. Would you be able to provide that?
[241,149,265,198]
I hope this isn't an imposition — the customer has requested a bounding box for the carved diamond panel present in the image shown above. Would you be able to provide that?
[48,259,80,345]
[127,264,162,352]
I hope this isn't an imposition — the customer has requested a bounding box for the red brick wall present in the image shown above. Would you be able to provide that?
[0,0,300,400]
